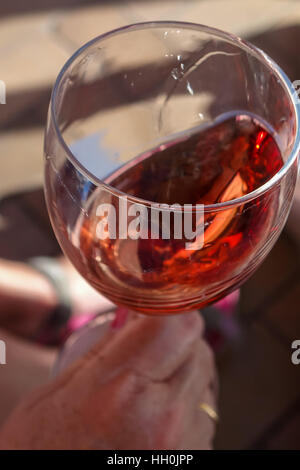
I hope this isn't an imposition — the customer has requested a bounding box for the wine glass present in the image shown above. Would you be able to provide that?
[44,22,300,372]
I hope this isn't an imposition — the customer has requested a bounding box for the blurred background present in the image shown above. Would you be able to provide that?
[0,0,300,450]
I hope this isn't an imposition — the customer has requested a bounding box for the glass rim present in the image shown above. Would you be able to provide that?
[50,20,300,213]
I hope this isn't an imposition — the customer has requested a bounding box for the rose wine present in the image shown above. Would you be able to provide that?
[67,114,284,313]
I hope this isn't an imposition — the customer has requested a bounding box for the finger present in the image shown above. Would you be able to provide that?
[188,343,217,449]
[191,386,217,450]
[178,343,217,450]
[166,336,216,399]
[145,340,217,450]
[87,311,205,383]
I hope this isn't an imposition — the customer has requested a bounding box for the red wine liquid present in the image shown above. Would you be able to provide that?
[77,113,283,313]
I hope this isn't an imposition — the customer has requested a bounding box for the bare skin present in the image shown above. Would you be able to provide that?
[0,258,217,449]
[0,257,113,424]
[0,257,113,338]
[0,312,217,450]
[0,328,56,426]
